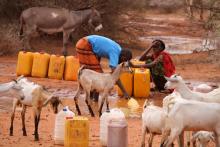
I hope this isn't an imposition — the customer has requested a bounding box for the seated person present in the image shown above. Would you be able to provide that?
[130,39,175,92]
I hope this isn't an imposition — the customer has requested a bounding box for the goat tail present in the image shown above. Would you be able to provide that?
[78,65,86,80]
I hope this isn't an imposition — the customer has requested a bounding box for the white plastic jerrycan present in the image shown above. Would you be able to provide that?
[54,106,75,145]
[100,108,125,146]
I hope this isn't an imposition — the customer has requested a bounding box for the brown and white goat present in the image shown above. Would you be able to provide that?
[10,77,61,141]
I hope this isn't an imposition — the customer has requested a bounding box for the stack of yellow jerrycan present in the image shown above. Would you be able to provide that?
[117,71,133,97]
[16,51,34,76]
[65,116,89,147]
[131,59,151,98]
[64,56,80,81]
[31,52,50,78]
[48,55,65,80]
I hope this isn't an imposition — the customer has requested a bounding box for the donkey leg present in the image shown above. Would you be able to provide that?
[62,31,71,56]
[21,105,27,136]
[10,99,18,136]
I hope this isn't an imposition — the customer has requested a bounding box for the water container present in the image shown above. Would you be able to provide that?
[130,59,145,70]
[31,52,50,78]
[54,106,75,145]
[107,119,128,147]
[117,72,133,97]
[48,55,65,80]
[64,116,89,147]
[64,56,80,81]
[133,68,150,98]
[100,108,125,146]
[16,51,33,76]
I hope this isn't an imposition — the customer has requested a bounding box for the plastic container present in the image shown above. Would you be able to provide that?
[117,72,133,97]
[133,68,150,98]
[48,55,65,80]
[100,108,125,146]
[16,51,33,76]
[54,106,75,145]
[107,119,128,147]
[64,56,80,81]
[31,52,50,78]
[64,116,89,147]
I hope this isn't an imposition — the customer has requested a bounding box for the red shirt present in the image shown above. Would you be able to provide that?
[153,51,175,77]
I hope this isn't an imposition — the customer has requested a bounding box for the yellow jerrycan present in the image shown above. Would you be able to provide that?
[133,68,150,98]
[64,56,80,81]
[117,72,133,97]
[65,116,89,147]
[16,51,33,76]
[48,55,65,80]
[31,52,50,78]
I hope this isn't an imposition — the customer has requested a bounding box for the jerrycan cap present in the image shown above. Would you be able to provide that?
[63,106,69,111]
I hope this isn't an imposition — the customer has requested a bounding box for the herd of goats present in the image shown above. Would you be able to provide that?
[0,61,220,147]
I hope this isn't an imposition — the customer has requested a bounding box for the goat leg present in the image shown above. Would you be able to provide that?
[33,109,41,141]
[10,99,18,136]
[74,98,81,115]
[21,105,27,136]
[85,99,95,117]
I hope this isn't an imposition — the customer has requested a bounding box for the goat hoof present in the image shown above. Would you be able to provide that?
[9,133,13,136]
[106,110,110,113]
[23,132,27,136]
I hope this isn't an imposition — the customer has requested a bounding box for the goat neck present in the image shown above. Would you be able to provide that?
[111,64,123,82]
[176,81,200,99]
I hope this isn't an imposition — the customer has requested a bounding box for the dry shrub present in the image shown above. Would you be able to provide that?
[0,24,22,56]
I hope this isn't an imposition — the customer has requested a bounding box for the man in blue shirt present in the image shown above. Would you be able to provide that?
[76,35,132,99]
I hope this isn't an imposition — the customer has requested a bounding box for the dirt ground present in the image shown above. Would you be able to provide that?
[0,10,220,147]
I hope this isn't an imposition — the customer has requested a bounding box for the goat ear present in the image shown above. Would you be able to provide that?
[210,133,215,141]
[16,75,24,81]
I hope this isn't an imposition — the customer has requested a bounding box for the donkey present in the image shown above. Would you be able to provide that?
[19,7,103,56]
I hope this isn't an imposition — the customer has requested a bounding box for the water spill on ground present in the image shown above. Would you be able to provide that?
[139,36,217,54]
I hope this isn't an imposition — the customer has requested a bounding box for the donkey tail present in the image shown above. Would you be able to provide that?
[19,13,25,38]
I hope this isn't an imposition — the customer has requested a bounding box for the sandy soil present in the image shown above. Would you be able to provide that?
[0,10,220,147]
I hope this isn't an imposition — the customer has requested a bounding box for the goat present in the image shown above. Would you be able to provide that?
[141,100,168,147]
[74,62,130,117]
[191,131,215,147]
[10,77,61,141]
[162,98,220,147]
[165,74,220,103]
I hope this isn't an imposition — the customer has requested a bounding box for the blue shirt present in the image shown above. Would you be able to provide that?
[87,35,121,68]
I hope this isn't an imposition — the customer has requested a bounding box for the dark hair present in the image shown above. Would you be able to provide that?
[119,49,132,63]
[152,39,165,51]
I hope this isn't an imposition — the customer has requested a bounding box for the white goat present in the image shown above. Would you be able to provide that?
[74,62,130,117]
[10,77,61,141]
[164,74,220,103]
[162,98,220,147]
[141,100,168,147]
[191,131,215,147]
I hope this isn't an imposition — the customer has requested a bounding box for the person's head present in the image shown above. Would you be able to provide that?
[151,39,165,54]
[119,49,132,64]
